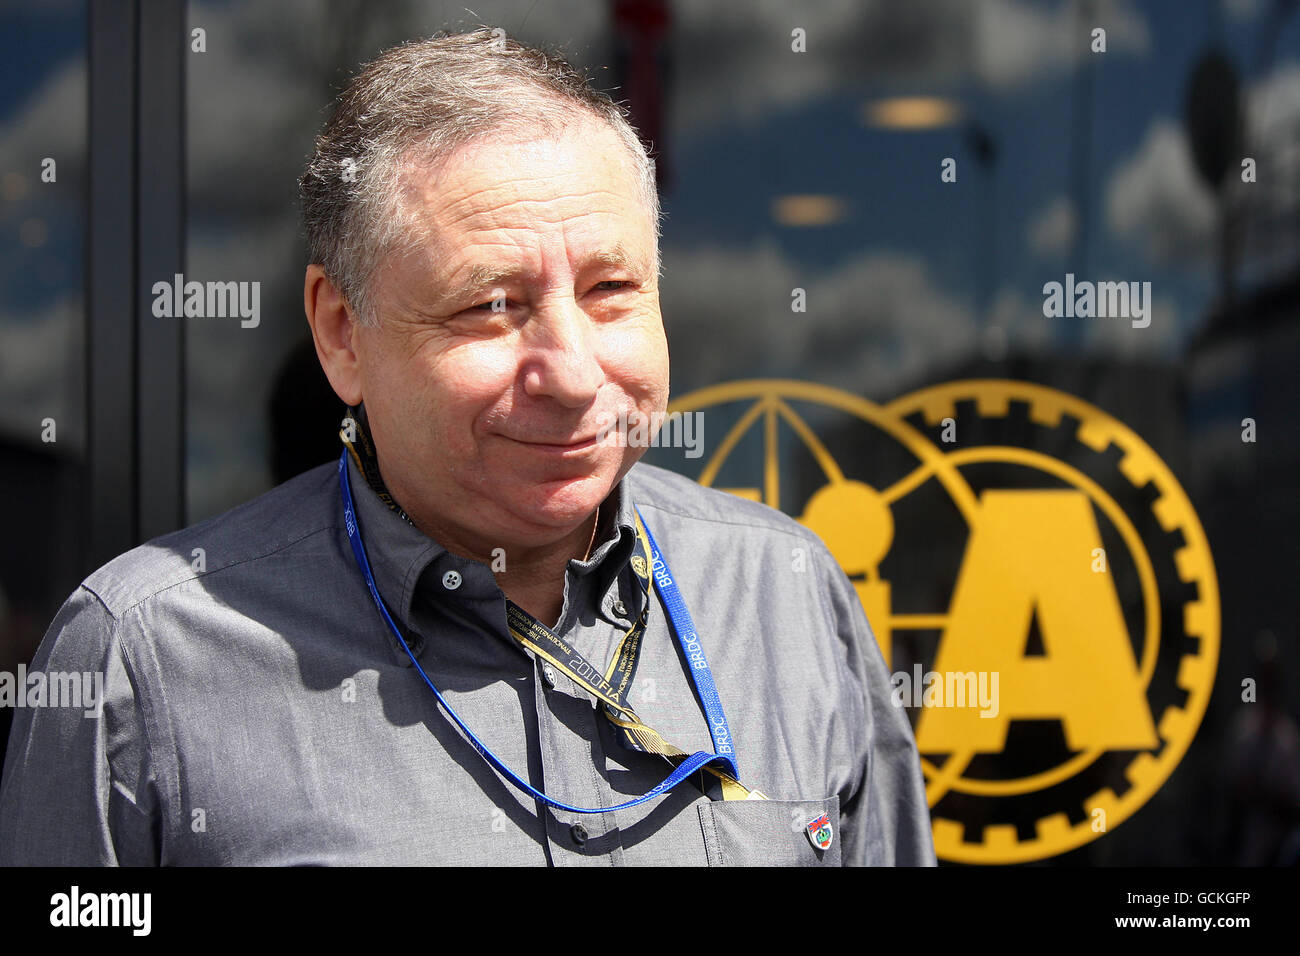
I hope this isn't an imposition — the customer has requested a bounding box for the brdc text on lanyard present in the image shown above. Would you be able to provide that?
[338,449,767,814]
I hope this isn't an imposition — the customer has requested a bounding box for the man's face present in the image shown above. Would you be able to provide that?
[353,115,668,552]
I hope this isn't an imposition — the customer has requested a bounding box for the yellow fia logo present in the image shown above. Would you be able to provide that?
[668,379,1219,864]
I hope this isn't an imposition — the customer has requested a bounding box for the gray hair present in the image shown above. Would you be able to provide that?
[299,28,662,327]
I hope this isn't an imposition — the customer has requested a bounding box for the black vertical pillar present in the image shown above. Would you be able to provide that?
[87,0,138,571]
[137,0,186,542]
[86,0,185,571]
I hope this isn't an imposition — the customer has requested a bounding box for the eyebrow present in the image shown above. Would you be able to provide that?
[443,244,648,305]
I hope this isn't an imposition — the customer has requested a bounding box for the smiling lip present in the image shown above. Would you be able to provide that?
[508,434,600,453]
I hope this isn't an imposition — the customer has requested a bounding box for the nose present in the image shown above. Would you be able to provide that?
[521,294,605,408]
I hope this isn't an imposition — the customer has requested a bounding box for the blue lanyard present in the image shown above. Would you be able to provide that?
[337,450,742,814]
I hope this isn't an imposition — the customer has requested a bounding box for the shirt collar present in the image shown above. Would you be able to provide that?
[566,477,638,597]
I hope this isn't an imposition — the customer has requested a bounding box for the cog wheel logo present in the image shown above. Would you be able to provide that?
[666,379,1220,864]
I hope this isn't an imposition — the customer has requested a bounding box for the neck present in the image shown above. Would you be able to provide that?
[492,507,600,627]
[347,414,603,627]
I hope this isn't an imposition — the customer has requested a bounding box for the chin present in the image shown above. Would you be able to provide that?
[507,470,616,526]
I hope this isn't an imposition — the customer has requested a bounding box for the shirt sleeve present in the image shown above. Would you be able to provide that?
[816,545,937,866]
[0,586,161,866]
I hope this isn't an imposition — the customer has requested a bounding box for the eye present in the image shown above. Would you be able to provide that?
[465,297,510,313]
[592,280,633,293]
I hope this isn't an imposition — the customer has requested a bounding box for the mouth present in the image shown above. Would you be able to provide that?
[507,433,600,454]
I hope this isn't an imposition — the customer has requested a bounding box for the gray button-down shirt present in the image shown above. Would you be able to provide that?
[0,454,935,866]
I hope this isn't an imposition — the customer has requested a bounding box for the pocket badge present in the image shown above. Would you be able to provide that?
[805,813,833,851]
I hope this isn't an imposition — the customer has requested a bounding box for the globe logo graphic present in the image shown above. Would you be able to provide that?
[664,379,1219,864]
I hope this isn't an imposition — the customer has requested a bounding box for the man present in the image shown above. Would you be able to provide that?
[0,30,934,866]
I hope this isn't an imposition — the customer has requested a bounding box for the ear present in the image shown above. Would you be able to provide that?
[304,264,364,406]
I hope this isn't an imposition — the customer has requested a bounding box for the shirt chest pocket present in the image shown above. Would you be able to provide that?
[697,796,841,866]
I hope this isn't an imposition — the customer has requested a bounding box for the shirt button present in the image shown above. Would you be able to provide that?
[542,663,558,687]
[441,570,462,590]
[570,823,588,845]
[611,600,628,618]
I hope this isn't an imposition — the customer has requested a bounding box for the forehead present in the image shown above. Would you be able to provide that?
[395,116,653,270]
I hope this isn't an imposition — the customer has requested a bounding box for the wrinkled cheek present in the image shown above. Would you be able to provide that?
[635,357,671,416]
[608,332,668,406]
[641,329,670,408]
